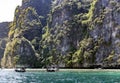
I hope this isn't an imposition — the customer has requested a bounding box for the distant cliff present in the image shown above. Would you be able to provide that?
[0,22,10,66]
[1,0,120,68]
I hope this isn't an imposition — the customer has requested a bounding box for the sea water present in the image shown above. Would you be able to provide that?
[0,69,120,83]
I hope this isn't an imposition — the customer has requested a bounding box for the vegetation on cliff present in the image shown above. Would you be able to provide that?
[1,0,120,68]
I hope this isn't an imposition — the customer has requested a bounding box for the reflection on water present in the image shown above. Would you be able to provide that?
[0,69,120,83]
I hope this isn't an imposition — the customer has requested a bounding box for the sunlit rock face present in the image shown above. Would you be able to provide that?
[1,38,37,68]
[2,0,120,68]
[45,0,120,68]
[1,0,52,68]
[41,0,93,68]
[48,0,87,55]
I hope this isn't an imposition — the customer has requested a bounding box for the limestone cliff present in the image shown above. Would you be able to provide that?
[1,0,52,68]
[2,0,120,68]
[0,22,10,65]
[90,0,120,68]
[22,0,51,26]
[41,0,91,67]
[42,0,120,68]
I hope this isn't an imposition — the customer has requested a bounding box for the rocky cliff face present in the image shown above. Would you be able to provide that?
[22,0,51,26]
[42,0,91,67]
[41,0,120,68]
[90,0,120,67]
[1,0,52,68]
[2,0,120,68]
[0,22,10,65]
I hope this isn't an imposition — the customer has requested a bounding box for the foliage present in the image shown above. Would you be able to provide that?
[4,0,120,68]
[81,0,98,30]
[13,55,20,66]
[104,51,115,63]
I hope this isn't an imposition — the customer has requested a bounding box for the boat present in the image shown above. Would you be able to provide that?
[46,65,59,72]
[46,68,56,72]
[15,67,26,72]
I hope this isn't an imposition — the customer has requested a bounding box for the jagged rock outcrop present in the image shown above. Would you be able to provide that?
[90,0,120,67]
[0,22,10,65]
[41,0,93,67]
[42,0,120,68]
[2,37,37,68]
[2,0,120,68]
[72,0,120,68]
[1,0,52,68]
[22,0,52,26]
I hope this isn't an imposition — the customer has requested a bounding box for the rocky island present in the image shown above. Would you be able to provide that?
[0,0,120,69]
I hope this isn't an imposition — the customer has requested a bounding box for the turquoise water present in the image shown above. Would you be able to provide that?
[0,69,120,83]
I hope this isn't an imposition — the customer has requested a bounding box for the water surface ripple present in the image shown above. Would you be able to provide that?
[0,69,120,83]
